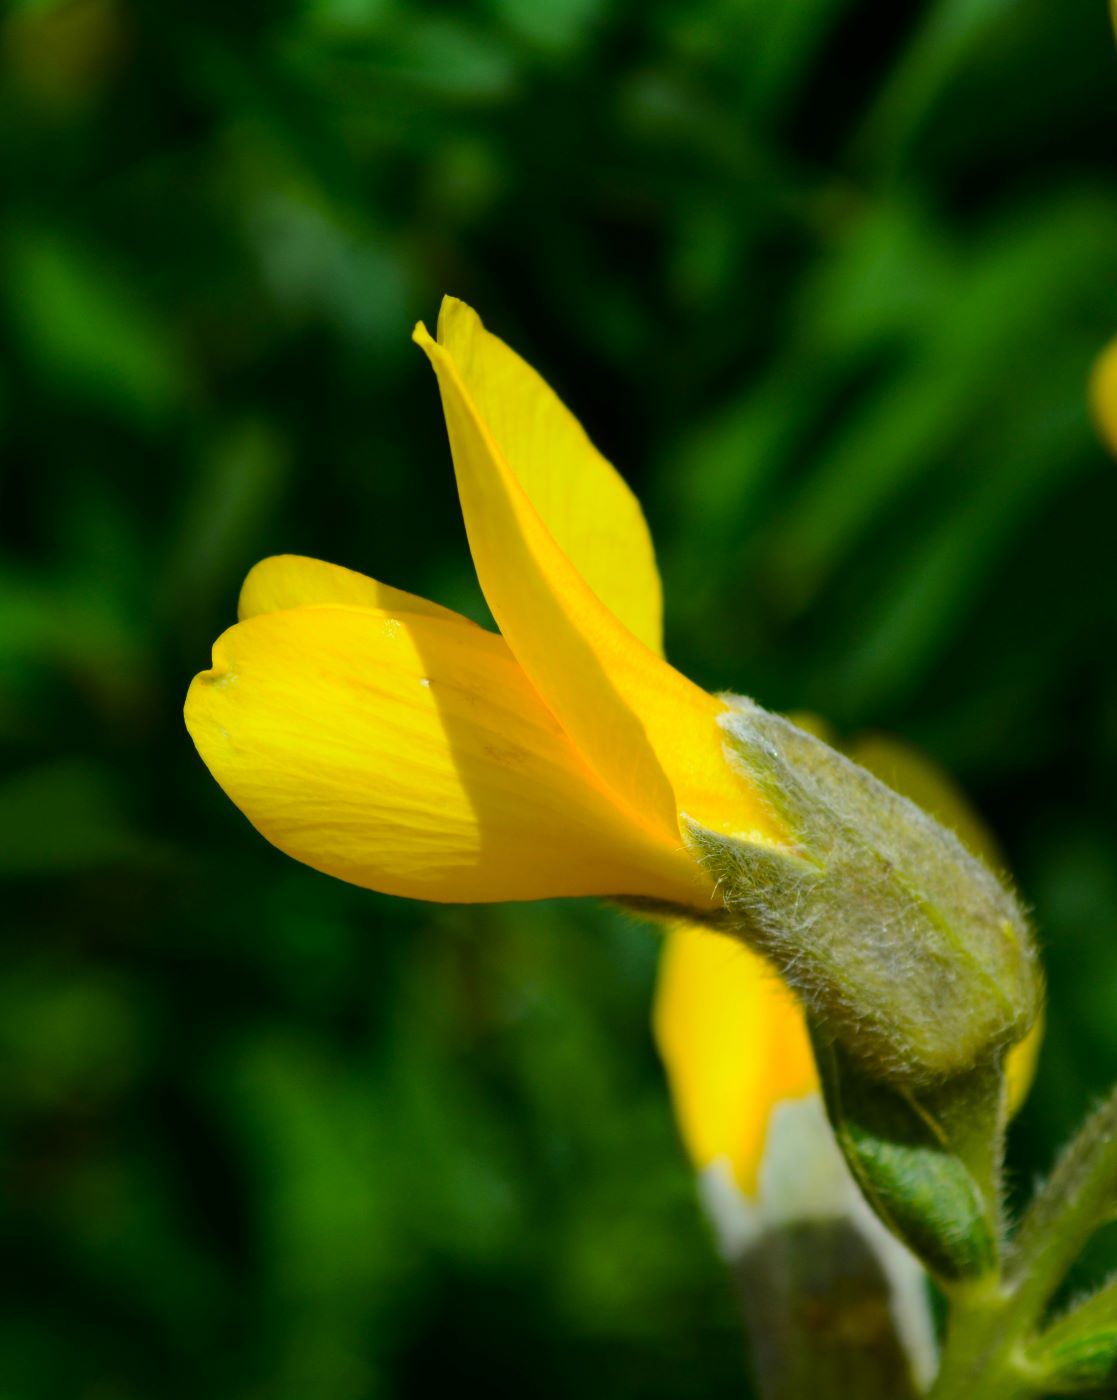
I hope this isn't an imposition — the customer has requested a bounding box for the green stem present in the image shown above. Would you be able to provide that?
[1004,1085,1117,1334]
[928,1277,1042,1400]
[928,1090,1117,1399]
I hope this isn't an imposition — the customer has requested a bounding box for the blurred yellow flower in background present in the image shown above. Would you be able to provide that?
[1090,335,1117,458]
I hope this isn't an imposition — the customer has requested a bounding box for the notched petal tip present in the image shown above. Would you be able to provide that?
[194,665,236,692]
[415,296,473,352]
[183,631,240,744]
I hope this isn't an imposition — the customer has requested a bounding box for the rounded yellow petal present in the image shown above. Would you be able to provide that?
[653,921,816,1196]
[185,603,711,906]
[238,553,464,625]
[1089,334,1117,459]
[414,300,784,853]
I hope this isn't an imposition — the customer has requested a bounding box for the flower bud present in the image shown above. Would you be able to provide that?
[684,698,1041,1085]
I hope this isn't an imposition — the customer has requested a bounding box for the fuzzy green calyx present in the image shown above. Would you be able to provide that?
[687,698,1041,1086]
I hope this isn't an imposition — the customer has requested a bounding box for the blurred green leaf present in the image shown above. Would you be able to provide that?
[161,418,290,618]
[0,963,147,1107]
[377,15,519,101]
[490,0,605,56]
[3,229,189,422]
[766,194,1117,609]
[0,761,164,876]
[856,0,1019,171]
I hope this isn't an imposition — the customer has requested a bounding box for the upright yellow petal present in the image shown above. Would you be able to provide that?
[1089,334,1117,459]
[429,298,663,652]
[238,553,465,625]
[185,603,711,906]
[653,922,816,1196]
[415,300,783,853]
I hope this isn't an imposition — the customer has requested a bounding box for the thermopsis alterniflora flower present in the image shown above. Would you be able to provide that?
[186,297,781,910]
[186,298,1039,1085]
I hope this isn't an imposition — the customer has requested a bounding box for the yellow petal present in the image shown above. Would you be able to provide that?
[238,553,464,625]
[653,921,816,1196]
[1004,1015,1042,1116]
[185,603,710,906]
[421,299,663,652]
[415,299,783,852]
[1089,334,1117,459]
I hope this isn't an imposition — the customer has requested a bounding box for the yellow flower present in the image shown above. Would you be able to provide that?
[188,293,1040,1104]
[1090,334,1117,458]
[654,732,1042,1199]
[185,297,790,908]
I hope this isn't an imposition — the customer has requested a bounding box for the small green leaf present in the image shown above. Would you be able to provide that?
[1005,1086,1117,1335]
[1033,1334,1117,1392]
[812,1033,1001,1284]
[1028,1277,1117,1393]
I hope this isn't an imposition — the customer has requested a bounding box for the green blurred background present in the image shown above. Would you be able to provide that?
[3,0,1117,1395]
